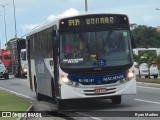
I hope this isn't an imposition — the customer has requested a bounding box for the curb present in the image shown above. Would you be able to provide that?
[58,111,95,120]
[18,102,34,120]
[137,82,160,88]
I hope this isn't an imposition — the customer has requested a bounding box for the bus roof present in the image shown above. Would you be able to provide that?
[133,48,160,51]
[26,13,128,37]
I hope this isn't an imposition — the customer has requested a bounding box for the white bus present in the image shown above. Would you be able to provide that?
[133,48,160,56]
[26,13,136,110]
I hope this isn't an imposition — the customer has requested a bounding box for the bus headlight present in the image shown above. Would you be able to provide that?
[61,75,69,83]
[126,71,134,81]
[23,68,27,72]
[60,75,74,86]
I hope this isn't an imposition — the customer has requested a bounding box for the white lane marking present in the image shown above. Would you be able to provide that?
[77,112,102,120]
[0,86,36,100]
[21,79,27,82]
[137,86,160,90]
[90,117,103,120]
[134,99,160,105]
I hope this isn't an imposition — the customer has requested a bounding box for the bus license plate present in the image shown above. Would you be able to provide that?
[94,88,106,93]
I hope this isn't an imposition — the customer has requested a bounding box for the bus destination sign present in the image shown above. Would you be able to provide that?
[59,14,128,31]
[68,17,114,27]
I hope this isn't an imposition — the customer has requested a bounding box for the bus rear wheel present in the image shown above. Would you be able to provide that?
[57,99,65,110]
[21,71,25,78]
[111,96,121,104]
[36,92,43,101]
[35,79,43,101]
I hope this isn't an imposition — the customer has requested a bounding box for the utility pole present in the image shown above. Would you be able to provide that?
[155,8,160,11]
[155,8,160,32]
[85,0,88,12]
[0,14,2,50]
[0,4,9,45]
[13,0,18,43]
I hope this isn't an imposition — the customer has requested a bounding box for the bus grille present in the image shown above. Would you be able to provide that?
[73,71,118,76]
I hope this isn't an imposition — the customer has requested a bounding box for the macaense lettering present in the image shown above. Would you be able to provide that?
[103,75,124,81]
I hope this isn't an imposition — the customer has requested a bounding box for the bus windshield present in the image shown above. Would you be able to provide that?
[60,30,133,69]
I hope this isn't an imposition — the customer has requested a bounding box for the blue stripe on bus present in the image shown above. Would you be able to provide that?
[68,72,125,85]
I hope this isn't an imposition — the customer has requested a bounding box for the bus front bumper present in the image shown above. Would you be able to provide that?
[60,79,136,99]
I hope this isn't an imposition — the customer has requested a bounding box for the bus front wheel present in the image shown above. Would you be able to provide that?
[111,96,121,104]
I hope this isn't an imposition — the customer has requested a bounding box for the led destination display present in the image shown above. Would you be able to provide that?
[60,14,128,29]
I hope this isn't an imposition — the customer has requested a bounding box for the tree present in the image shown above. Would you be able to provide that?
[132,25,160,48]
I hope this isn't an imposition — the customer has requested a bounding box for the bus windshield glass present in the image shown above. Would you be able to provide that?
[60,30,133,69]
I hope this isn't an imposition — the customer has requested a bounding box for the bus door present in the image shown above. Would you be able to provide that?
[27,37,33,90]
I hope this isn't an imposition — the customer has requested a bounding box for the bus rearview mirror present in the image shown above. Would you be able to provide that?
[131,35,136,49]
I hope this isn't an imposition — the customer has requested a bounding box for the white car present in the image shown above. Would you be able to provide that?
[0,63,9,79]
[130,62,139,77]
[133,62,139,76]
[139,63,159,78]
[149,63,159,78]
[139,63,149,78]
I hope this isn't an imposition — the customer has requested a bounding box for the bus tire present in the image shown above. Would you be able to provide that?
[4,74,9,79]
[34,78,43,101]
[111,96,121,104]
[51,78,56,101]
[36,92,43,101]
[21,71,25,78]
[57,99,65,110]
[21,74,25,78]
[14,73,18,78]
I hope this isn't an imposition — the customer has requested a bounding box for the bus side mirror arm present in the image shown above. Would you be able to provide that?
[131,35,136,49]
[53,32,59,55]
[53,36,58,48]
[53,30,59,48]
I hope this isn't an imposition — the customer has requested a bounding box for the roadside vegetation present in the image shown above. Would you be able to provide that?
[136,78,160,84]
[0,90,31,120]
[131,25,160,48]
[132,25,160,79]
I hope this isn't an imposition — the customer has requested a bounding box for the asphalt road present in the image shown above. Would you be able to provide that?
[0,76,160,120]
[0,75,36,100]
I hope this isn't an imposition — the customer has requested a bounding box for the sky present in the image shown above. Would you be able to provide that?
[0,0,160,48]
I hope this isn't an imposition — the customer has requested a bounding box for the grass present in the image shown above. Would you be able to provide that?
[136,77,160,84]
[0,90,31,120]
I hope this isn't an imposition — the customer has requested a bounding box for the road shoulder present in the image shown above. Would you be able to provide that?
[137,82,160,88]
